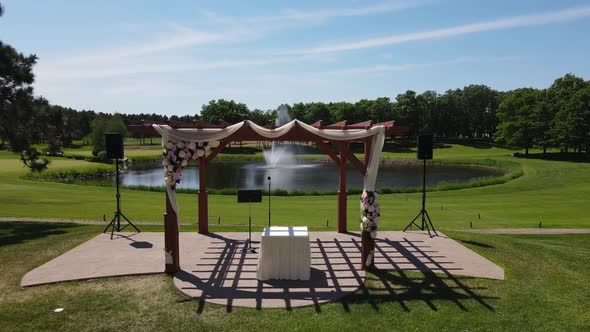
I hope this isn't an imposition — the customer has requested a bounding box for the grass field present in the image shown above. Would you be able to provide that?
[1,143,589,230]
[2,143,590,331]
[0,222,588,331]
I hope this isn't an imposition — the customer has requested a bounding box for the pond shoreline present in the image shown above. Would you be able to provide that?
[22,156,523,196]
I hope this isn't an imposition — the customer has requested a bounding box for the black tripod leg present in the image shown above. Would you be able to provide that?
[424,210,438,237]
[103,214,117,233]
[120,212,140,233]
[422,212,432,237]
[104,214,118,239]
[403,211,423,232]
[110,213,117,239]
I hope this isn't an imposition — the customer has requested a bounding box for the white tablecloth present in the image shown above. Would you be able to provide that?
[256,226,311,281]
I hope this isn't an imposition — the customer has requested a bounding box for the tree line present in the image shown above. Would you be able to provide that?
[199,76,590,156]
[2,30,589,170]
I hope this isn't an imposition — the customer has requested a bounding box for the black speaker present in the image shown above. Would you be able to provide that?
[417,135,433,160]
[105,133,124,159]
[237,190,263,203]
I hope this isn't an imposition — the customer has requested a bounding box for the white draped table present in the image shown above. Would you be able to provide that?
[256,226,311,281]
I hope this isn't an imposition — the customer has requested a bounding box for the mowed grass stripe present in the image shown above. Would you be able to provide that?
[0,144,589,230]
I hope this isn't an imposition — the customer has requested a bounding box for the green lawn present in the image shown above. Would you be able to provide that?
[2,144,590,330]
[0,222,588,331]
[0,143,589,230]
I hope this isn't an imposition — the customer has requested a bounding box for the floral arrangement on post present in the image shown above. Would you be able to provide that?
[162,141,208,188]
[361,190,380,267]
[360,190,380,237]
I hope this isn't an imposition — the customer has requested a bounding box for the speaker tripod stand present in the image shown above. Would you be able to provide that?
[403,158,438,237]
[103,159,140,239]
[243,200,257,253]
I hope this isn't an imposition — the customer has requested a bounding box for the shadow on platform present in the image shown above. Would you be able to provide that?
[174,232,497,312]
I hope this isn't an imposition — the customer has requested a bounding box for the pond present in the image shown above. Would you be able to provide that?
[120,160,504,192]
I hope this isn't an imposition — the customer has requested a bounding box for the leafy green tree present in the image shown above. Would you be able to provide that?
[354,99,375,123]
[462,85,500,138]
[106,114,128,137]
[200,99,249,124]
[249,109,273,125]
[90,114,128,157]
[551,86,590,153]
[0,41,37,150]
[547,74,589,151]
[495,88,543,155]
[368,97,393,124]
[307,102,332,123]
[435,89,464,137]
[0,41,49,171]
[328,102,357,123]
[289,103,310,123]
[90,116,108,156]
[416,91,437,134]
[393,91,420,133]
[530,91,552,154]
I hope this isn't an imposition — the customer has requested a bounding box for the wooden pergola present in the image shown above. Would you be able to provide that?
[129,119,409,272]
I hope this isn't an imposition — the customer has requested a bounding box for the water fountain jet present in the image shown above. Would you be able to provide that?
[263,105,295,168]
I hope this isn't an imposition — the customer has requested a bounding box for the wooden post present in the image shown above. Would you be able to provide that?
[338,149,347,233]
[164,190,179,273]
[360,230,375,270]
[198,156,208,234]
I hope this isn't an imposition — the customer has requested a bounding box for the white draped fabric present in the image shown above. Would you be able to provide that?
[153,120,386,225]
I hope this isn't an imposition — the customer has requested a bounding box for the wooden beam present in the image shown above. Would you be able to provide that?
[206,140,229,162]
[164,191,180,273]
[348,120,373,129]
[325,120,347,129]
[198,157,208,234]
[338,149,347,233]
[311,120,323,128]
[316,141,341,165]
[335,142,366,175]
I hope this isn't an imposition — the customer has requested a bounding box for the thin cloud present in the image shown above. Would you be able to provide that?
[35,54,326,81]
[51,27,242,66]
[265,55,524,76]
[329,55,525,74]
[286,6,590,54]
[254,0,432,23]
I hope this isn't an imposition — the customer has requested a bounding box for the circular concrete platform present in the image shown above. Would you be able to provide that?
[173,232,366,308]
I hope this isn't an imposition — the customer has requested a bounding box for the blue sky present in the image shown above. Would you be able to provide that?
[1,0,590,116]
